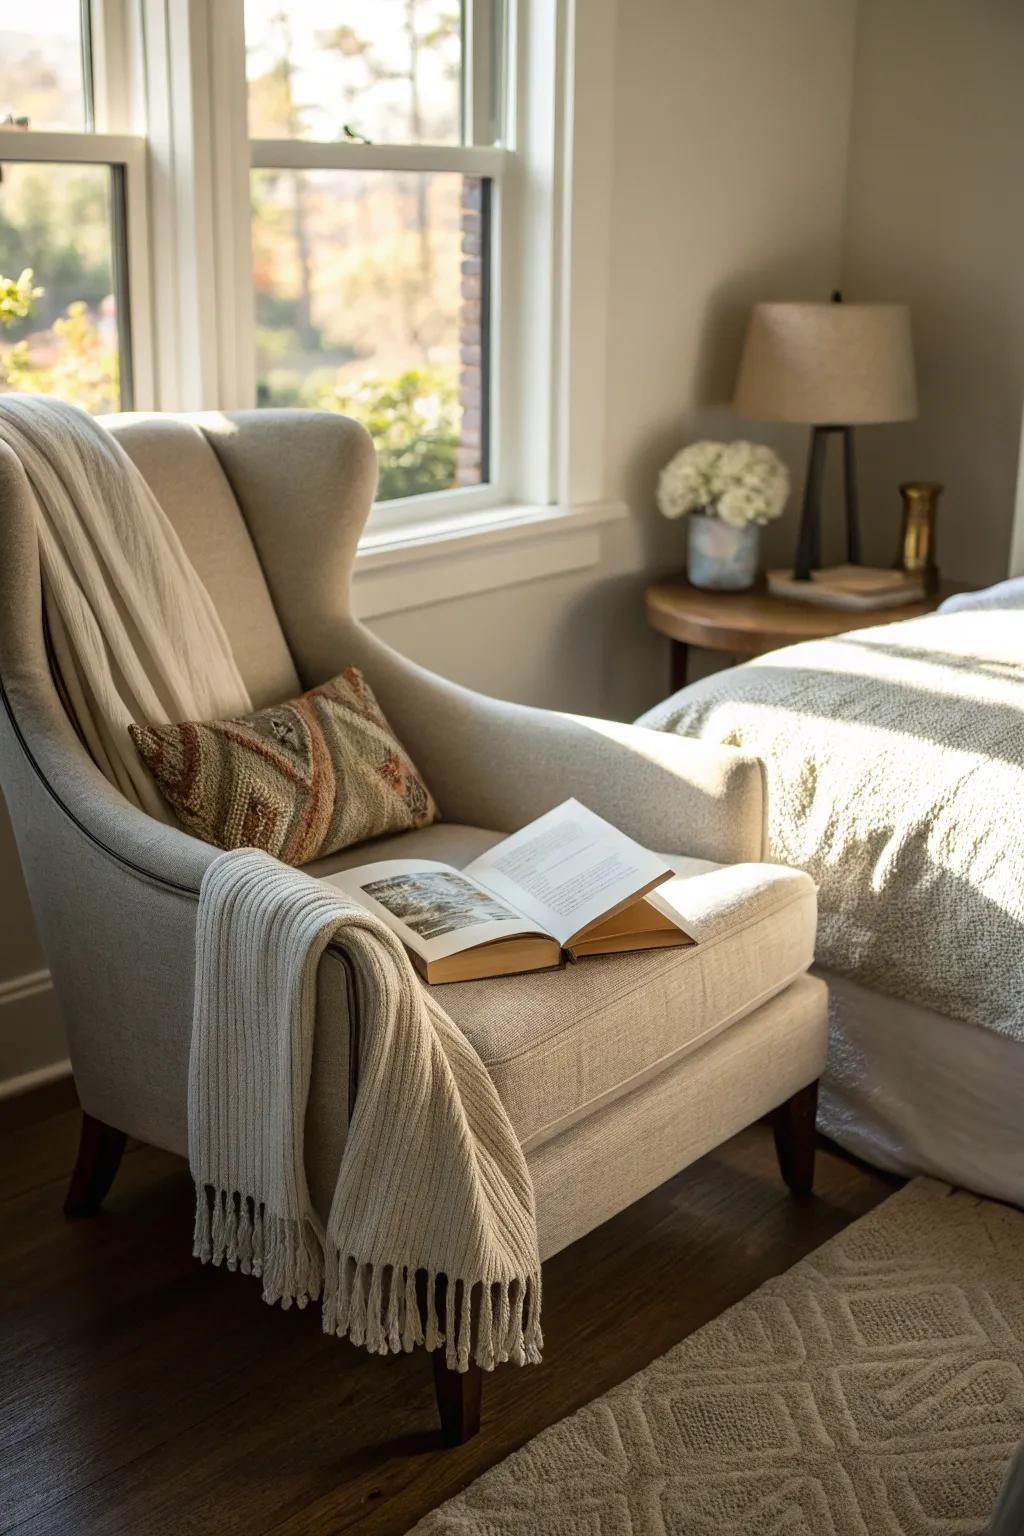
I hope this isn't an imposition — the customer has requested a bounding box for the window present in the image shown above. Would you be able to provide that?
[0,2,145,413]
[0,2,579,532]
[0,0,91,132]
[244,1,499,509]
[244,1,463,146]
[0,161,126,413]
[251,167,488,497]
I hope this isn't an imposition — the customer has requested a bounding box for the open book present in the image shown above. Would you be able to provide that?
[324,799,701,983]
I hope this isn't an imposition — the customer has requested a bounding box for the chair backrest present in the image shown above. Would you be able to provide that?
[0,408,383,844]
[180,411,380,690]
[101,410,378,703]
[104,415,301,708]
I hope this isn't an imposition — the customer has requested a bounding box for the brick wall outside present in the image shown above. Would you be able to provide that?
[456,176,486,487]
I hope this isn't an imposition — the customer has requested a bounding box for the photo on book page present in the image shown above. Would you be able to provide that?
[326,857,552,970]
[360,871,519,942]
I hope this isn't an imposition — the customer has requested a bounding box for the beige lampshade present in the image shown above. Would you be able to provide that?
[734,302,917,425]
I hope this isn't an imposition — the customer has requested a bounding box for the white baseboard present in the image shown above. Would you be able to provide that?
[0,967,69,1098]
[0,1057,72,1102]
[0,967,52,1005]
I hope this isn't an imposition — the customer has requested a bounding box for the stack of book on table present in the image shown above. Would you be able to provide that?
[766,563,926,610]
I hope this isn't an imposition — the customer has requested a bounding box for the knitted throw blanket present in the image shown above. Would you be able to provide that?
[0,395,251,815]
[192,849,543,1372]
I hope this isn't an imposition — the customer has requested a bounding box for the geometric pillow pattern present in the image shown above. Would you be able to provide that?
[410,1179,1024,1536]
[130,666,437,865]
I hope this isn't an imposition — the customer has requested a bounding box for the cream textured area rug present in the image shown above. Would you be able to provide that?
[412,1181,1024,1534]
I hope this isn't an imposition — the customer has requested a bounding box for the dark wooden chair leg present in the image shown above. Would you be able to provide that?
[771,1080,818,1196]
[64,1112,127,1218]
[424,1272,483,1446]
[432,1350,483,1447]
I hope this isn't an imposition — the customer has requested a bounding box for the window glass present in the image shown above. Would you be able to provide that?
[0,161,126,413]
[252,167,487,499]
[245,0,463,147]
[0,0,90,132]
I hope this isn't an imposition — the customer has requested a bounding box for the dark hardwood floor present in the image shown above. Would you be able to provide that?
[1,1099,898,1536]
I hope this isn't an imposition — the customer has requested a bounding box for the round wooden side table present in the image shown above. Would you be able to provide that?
[645,577,958,692]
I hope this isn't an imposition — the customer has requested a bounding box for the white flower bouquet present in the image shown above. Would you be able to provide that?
[657,440,789,528]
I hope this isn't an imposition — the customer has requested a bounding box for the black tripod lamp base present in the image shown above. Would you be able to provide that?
[793,424,861,581]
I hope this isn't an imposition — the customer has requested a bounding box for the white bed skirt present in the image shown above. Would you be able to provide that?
[818,969,1024,1208]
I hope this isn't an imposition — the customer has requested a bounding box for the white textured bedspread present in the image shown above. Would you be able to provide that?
[638,609,1024,1041]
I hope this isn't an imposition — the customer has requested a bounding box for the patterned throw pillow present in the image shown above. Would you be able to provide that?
[129,667,438,865]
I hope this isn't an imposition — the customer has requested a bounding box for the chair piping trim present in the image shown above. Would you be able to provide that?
[0,671,200,899]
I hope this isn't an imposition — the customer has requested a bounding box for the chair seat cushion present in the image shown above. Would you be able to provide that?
[311,822,817,1153]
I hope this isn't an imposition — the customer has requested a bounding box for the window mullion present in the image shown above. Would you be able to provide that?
[557,0,616,509]
[138,0,216,409]
[0,131,138,163]
[464,0,506,147]
[122,137,157,410]
[138,0,252,411]
[499,0,564,509]
[249,140,505,175]
[90,0,139,134]
[208,0,256,409]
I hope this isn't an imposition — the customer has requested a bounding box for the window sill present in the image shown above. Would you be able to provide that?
[353,500,628,619]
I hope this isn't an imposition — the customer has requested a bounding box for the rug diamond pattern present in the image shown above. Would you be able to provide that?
[412,1181,1024,1535]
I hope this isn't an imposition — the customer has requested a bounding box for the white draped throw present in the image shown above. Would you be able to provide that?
[0,394,252,814]
[193,850,542,1371]
[6,395,543,1372]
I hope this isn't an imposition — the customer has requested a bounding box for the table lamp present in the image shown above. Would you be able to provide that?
[733,296,917,580]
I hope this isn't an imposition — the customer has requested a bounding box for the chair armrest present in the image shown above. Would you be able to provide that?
[1,668,217,894]
[2,691,355,1179]
[332,625,767,862]
[431,703,766,861]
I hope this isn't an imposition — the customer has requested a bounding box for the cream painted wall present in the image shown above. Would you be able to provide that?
[840,0,1024,584]
[0,0,859,1089]
[604,0,857,581]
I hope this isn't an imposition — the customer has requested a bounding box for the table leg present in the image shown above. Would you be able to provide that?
[670,640,689,694]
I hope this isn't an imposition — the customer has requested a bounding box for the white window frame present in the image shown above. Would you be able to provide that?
[2,0,621,557]
[243,0,511,528]
[0,0,155,411]
[245,139,506,530]
[138,0,604,537]
[131,0,516,531]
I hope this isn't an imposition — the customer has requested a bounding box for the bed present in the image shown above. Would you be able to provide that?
[638,584,1024,1205]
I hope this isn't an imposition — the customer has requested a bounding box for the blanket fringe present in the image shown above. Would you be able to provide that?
[322,1251,542,1373]
[194,1185,322,1309]
[194,1185,542,1372]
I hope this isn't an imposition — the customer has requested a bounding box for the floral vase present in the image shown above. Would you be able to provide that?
[687,512,759,591]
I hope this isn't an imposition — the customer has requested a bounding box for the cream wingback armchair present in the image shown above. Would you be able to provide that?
[0,411,826,1444]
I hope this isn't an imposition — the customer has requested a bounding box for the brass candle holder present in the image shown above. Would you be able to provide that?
[896,481,942,592]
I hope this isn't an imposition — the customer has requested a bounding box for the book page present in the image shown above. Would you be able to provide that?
[465,799,670,948]
[644,854,727,942]
[323,859,549,963]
